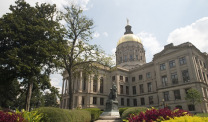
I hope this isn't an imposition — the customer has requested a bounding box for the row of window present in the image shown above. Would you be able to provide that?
[120,82,153,95]
[113,72,152,82]
[160,57,186,71]
[118,55,143,63]
[161,70,190,87]
[120,96,154,106]
[163,88,191,101]
[93,77,104,93]
[92,97,104,105]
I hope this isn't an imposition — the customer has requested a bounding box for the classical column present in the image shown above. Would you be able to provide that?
[97,76,100,93]
[61,78,65,108]
[65,78,68,94]
[79,71,83,92]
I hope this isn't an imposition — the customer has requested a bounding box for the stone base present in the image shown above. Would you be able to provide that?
[99,111,120,120]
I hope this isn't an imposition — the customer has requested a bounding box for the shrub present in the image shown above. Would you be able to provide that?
[0,111,24,122]
[164,116,208,122]
[121,107,147,120]
[84,108,102,121]
[128,108,190,122]
[16,109,43,122]
[119,107,130,116]
[36,107,91,122]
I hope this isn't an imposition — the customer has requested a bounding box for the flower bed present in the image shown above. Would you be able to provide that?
[127,108,190,122]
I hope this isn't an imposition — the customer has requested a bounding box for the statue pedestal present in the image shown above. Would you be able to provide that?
[99,100,120,120]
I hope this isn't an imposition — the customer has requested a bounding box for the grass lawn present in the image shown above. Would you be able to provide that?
[195,113,208,117]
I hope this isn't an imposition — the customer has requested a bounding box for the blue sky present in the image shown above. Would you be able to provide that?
[1,0,208,93]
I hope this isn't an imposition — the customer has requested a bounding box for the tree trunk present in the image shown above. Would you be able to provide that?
[25,81,33,111]
[68,70,74,109]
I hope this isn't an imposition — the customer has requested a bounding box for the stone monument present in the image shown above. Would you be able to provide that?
[99,82,120,120]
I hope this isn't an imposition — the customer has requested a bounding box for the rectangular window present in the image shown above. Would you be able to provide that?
[100,98,104,105]
[146,72,151,78]
[140,84,144,93]
[198,70,202,80]
[121,98,124,106]
[112,76,115,81]
[124,55,127,62]
[141,98,145,105]
[133,86,136,95]
[120,85,123,94]
[93,77,97,92]
[164,91,169,101]
[83,76,86,91]
[195,57,198,63]
[160,63,166,70]
[119,57,122,63]
[203,72,207,82]
[162,75,168,86]
[100,77,104,93]
[149,96,154,105]
[185,88,191,94]
[182,70,190,82]
[133,99,137,106]
[139,75,143,80]
[120,75,123,81]
[147,82,152,92]
[130,55,134,61]
[169,60,176,68]
[132,77,135,82]
[127,99,130,106]
[126,86,129,95]
[136,55,138,60]
[179,57,186,65]
[93,97,97,105]
[82,96,85,105]
[174,90,181,100]
[125,77,128,82]
[188,105,195,111]
[171,73,178,84]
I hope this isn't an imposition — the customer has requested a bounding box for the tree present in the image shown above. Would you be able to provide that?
[0,0,64,111]
[44,86,60,107]
[58,5,112,109]
[185,88,202,105]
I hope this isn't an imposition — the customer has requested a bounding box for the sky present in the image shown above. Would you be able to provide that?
[1,0,208,93]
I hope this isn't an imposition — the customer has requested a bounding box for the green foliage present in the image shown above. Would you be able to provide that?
[185,88,202,105]
[119,107,130,116]
[83,108,102,121]
[0,0,64,110]
[121,107,147,120]
[16,109,43,122]
[44,86,60,107]
[36,107,91,122]
[0,79,20,109]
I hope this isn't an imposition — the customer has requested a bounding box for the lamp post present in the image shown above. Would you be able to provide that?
[162,99,165,108]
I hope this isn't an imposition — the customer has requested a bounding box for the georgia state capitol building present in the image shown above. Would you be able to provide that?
[61,22,208,113]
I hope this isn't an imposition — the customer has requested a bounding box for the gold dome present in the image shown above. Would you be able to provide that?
[117,34,142,46]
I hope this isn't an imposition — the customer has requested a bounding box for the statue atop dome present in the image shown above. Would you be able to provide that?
[127,18,129,25]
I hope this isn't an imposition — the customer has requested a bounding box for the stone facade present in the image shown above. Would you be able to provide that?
[60,24,208,113]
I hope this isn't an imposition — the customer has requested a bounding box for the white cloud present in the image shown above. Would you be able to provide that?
[0,0,92,17]
[50,73,63,94]
[93,32,100,38]
[167,17,208,52]
[137,32,163,62]
[103,32,109,37]
[111,48,116,54]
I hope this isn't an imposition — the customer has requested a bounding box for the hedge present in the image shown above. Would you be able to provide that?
[119,107,130,116]
[36,107,91,122]
[121,107,147,120]
[83,108,102,121]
